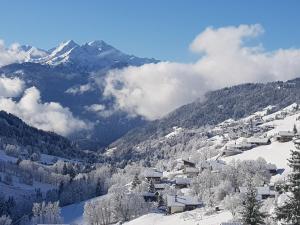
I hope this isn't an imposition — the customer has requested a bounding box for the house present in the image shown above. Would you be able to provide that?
[228,142,254,151]
[239,186,276,200]
[182,159,196,168]
[183,167,199,177]
[167,195,202,214]
[276,131,294,142]
[143,170,163,183]
[247,137,271,146]
[222,146,242,156]
[200,159,226,171]
[174,177,191,189]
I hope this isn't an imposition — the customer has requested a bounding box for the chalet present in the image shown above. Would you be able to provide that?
[174,177,191,189]
[143,170,163,183]
[182,159,196,168]
[183,167,199,177]
[231,142,254,151]
[222,146,242,156]
[239,186,276,200]
[167,195,202,214]
[200,159,226,171]
[247,137,271,146]
[276,131,294,142]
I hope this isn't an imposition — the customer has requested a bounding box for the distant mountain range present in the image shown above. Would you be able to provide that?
[0,40,158,149]
[18,40,157,72]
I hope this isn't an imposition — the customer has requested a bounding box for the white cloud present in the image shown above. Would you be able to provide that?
[0,40,27,67]
[0,86,90,136]
[0,75,25,97]
[84,103,114,117]
[104,24,300,120]
[85,104,106,112]
[65,83,94,95]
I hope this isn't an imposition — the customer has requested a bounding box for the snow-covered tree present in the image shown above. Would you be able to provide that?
[276,149,300,224]
[223,193,242,219]
[147,180,155,193]
[0,215,12,225]
[191,169,219,207]
[31,201,61,225]
[84,198,112,225]
[109,186,152,222]
[240,178,266,225]
[131,173,141,190]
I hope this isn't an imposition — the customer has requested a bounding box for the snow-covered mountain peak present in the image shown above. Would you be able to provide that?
[87,40,114,50]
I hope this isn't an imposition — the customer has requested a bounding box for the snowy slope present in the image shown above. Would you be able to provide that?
[125,210,232,225]
[61,195,105,224]
[223,141,293,173]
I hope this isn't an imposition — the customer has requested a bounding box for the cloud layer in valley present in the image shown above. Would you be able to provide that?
[0,78,90,136]
[104,24,300,120]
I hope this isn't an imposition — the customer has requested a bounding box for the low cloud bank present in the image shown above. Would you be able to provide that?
[0,77,90,136]
[104,24,300,120]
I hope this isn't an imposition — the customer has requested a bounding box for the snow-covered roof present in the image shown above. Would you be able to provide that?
[154,183,169,189]
[167,195,202,207]
[247,137,270,144]
[278,131,294,137]
[142,192,157,197]
[143,170,163,178]
[184,167,199,173]
[174,177,191,185]
[239,186,276,196]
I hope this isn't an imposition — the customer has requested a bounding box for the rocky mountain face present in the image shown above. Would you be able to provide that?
[0,40,158,149]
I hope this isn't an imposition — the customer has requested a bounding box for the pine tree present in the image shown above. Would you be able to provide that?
[240,178,266,225]
[131,173,141,190]
[157,194,164,207]
[276,149,300,225]
[148,180,156,193]
[293,124,298,134]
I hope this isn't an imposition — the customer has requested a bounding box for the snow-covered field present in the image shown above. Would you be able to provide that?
[223,141,293,173]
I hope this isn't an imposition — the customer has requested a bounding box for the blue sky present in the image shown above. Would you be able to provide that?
[0,0,299,62]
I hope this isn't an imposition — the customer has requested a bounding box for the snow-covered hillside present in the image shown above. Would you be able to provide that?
[125,210,232,225]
